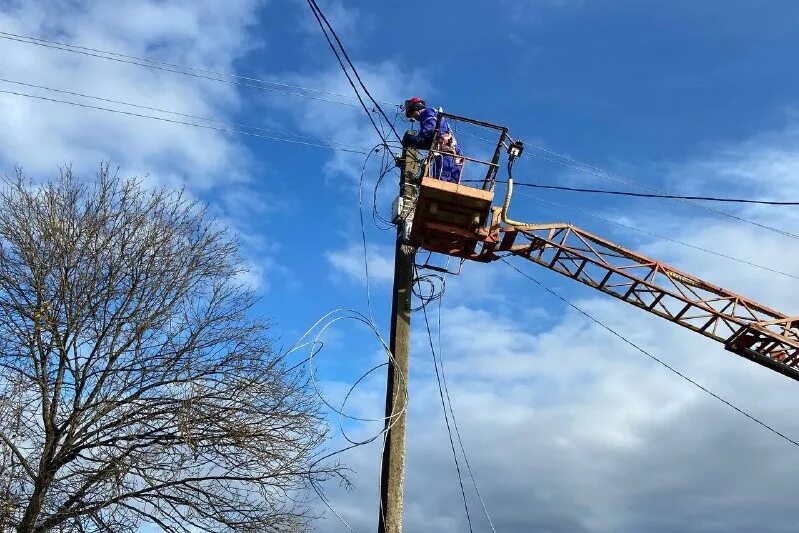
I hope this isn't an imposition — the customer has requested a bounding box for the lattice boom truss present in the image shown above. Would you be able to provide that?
[495,224,799,381]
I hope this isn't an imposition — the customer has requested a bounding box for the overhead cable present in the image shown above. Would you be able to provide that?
[502,257,799,450]
[305,1,394,155]
[512,189,799,281]
[477,179,799,206]
[305,0,403,155]
[306,0,404,145]
[460,131,799,239]
[418,294,474,533]
[416,272,498,533]
[0,30,396,109]
[523,144,799,241]
[0,29,375,101]
[0,76,351,145]
[0,88,371,154]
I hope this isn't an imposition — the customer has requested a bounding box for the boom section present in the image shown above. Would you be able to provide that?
[496,224,799,381]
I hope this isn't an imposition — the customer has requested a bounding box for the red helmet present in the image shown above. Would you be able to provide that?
[403,96,426,117]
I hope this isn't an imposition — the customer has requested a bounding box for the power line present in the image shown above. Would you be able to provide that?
[410,266,497,531]
[428,278,498,533]
[417,281,474,533]
[0,30,395,109]
[0,77,350,145]
[306,0,404,145]
[0,88,371,154]
[512,189,799,281]
[475,179,799,206]
[13,23,789,237]
[523,144,799,241]
[501,257,799,450]
[0,29,373,101]
[304,0,397,154]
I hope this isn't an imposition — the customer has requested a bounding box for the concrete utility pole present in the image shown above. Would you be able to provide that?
[378,142,419,533]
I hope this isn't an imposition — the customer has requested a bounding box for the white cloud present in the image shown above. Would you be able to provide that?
[269,60,432,182]
[317,294,799,532]
[0,0,259,184]
[671,122,799,197]
[0,0,291,290]
[314,117,799,532]
[326,241,394,285]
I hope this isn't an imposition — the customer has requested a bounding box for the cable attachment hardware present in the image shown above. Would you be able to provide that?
[507,139,524,159]
[391,196,405,224]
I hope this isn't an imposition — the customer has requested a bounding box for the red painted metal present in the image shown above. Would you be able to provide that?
[410,178,496,260]
[483,224,799,381]
[404,110,799,381]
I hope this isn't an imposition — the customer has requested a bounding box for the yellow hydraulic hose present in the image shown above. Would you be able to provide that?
[499,159,566,230]
[500,171,528,227]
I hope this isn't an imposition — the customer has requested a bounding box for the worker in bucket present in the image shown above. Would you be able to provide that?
[401,96,463,183]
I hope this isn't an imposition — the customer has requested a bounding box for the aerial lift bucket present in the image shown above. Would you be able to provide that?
[408,112,509,261]
[410,177,495,259]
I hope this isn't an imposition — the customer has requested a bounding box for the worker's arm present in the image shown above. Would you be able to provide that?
[402,110,439,149]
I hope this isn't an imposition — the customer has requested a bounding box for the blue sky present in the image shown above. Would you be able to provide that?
[2,1,799,531]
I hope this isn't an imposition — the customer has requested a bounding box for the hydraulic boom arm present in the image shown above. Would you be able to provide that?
[494,224,799,381]
[402,112,799,382]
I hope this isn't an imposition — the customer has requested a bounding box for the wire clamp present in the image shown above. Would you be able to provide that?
[391,195,405,224]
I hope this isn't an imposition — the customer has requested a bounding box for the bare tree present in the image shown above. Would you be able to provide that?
[0,165,335,532]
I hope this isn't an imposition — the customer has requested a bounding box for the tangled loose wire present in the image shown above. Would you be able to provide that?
[371,146,399,230]
[411,265,446,311]
[286,114,495,531]
[282,140,410,530]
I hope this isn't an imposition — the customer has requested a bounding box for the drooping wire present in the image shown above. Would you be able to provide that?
[0,88,371,154]
[411,269,445,311]
[415,271,474,533]
[414,268,499,532]
[358,144,389,318]
[306,0,404,146]
[501,257,799,450]
[281,146,407,531]
[468,178,799,206]
[512,189,799,281]
[310,481,357,533]
[286,309,403,428]
[286,306,408,532]
[283,309,408,484]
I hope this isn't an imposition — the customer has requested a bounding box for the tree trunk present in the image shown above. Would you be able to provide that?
[16,474,50,533]
[17,441,56,533]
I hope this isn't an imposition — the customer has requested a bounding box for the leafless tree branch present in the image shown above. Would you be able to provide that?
[0,164,337,532]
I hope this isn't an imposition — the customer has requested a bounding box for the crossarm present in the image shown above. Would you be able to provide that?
[495,224,799,381]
